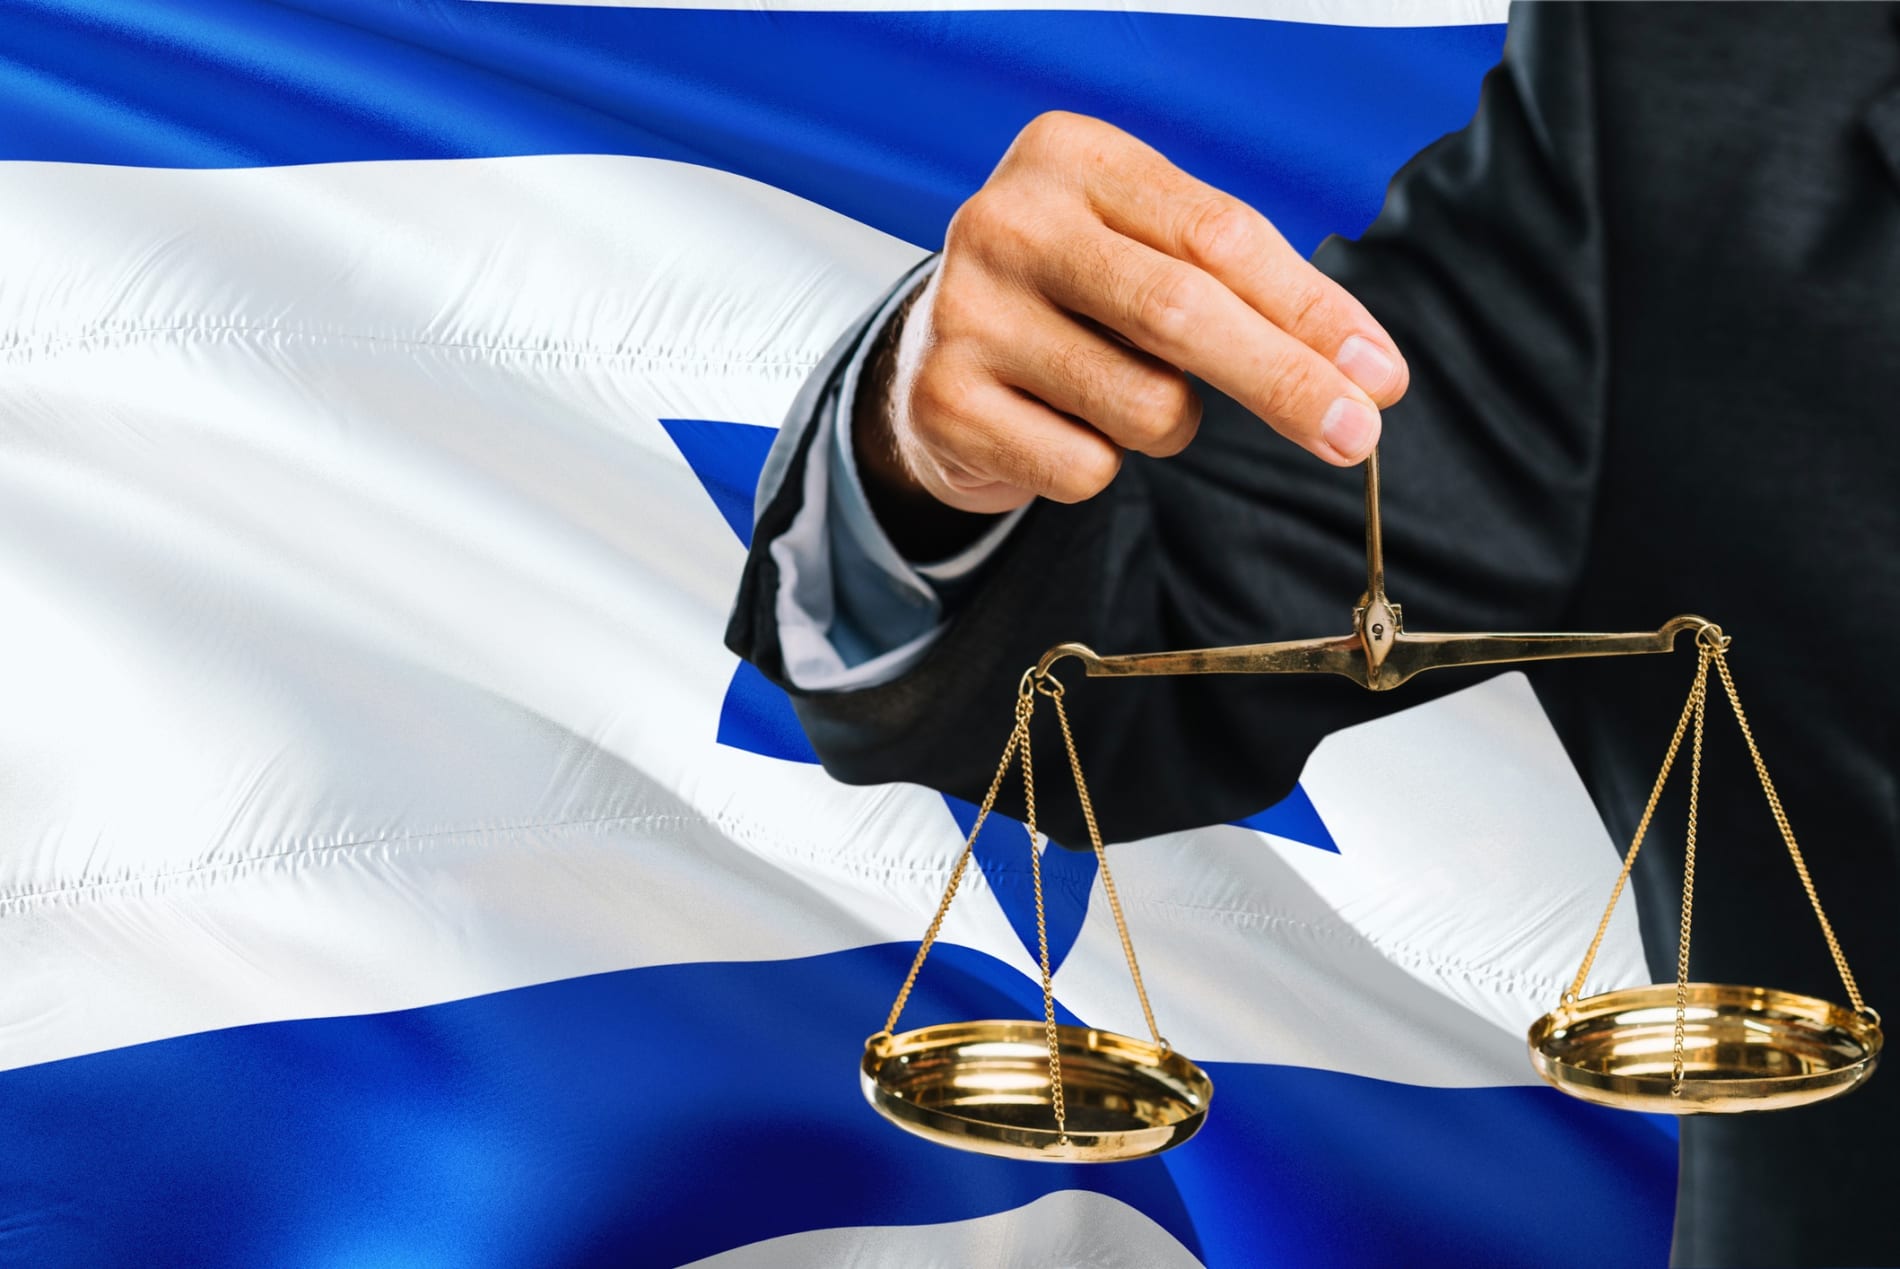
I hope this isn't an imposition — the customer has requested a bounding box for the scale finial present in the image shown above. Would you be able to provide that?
[1363,444,1385,604]
[1356,447,1400,679]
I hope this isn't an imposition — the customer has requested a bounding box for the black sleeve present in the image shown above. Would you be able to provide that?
[726,3,1608,846]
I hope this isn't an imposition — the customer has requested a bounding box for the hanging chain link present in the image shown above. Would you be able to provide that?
[1017,682,1067,1140]
[1709,651,1870,1017]
[878,694,1029,1038]
[876,664,1176,1141]
[1671,645,1711,1093]
[1049,685,1167,1051]
[1564,645,1706,1004]
[1561,623,1876,1096]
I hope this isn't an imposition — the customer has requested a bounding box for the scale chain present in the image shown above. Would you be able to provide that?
[1710,653,1869,1017]
[877,666,1180,1144]
[879,703,1027,1038]
[1018,688,1068,1141]
[1049,686,1167,1051]
[1673,647,1712,1093]
[1564,644,1706,1004]
[1562,626,1874,1100]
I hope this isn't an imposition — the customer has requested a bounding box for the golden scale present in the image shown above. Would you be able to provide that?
[860,449,1882,1161]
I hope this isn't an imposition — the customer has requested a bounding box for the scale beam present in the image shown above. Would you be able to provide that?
[1034,448,1711,690]
[1036,615,1710,691]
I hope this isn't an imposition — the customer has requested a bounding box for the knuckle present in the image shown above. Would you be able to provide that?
[946,189,1004,250]
[1131,264,1202,345]
[1280,280,1332,337]
[1043,445,1123,503]
[1124,371,1198,452]
[1160,391,1205,456]
[1127,366,1192,423]
[927,269,985,341]
[910,365,979,434]
[948,188,1045,271]
[1012,111,1131,190]
[1180,196,1256,270]
[1018,109,1088,157]
[1050,337,1109,395]
[1258,354,1322,426]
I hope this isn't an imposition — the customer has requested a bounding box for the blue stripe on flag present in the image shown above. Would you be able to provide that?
[0,1,1504,252]
[0,943,1673,1267]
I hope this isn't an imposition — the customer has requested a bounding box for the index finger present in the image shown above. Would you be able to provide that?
[1071,122,1408,406]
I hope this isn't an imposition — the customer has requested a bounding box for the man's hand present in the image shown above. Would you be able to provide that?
[854,110,1409,556]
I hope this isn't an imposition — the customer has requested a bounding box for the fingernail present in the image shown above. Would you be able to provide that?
[1335,335,1399,399]
[1321,397,1380,461]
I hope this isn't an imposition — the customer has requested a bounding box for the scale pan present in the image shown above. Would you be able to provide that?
[862,1020,1212,1162]
[1529,983,1882,1113]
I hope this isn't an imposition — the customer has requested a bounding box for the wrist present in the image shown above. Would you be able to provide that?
[851,276,1005,560]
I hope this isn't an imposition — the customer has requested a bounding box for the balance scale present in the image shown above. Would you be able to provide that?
[859,449,1882,1162]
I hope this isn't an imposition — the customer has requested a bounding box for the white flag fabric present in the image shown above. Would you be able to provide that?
[0,3,1677,1264]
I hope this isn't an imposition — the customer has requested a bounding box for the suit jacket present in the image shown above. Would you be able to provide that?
[729,5,1900,1263]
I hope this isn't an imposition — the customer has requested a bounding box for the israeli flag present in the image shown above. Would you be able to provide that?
[0,2,1675,1264]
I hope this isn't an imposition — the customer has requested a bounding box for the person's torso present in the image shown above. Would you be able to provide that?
[1552,8,1900,1262]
